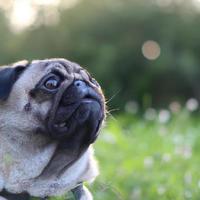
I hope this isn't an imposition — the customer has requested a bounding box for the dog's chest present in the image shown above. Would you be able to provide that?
[0,134,56,191]
[0,134,94,197]
[0,136,57,190]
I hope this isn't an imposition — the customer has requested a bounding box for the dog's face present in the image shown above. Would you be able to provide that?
[0,59,105,149]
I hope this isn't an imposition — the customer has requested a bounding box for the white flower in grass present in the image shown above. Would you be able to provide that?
[169,101,181,113]
[186,98,199,112]
[172,134,184,145]
[184,190,192,199]
[162,153,171,163]
[158,109,171,123]
[125,101,139,114]
[184,171,192,185]
[144,156,154,168]
[131,187,141,200]
[157,185,166,195]
[182,146,192,159]
[144,108,157,121]
[175,145,192,159]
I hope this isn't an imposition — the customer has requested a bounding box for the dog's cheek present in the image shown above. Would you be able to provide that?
[25,100,53,121]
[39,101,53,120]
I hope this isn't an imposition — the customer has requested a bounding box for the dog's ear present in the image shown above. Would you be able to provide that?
[0,60,29,100]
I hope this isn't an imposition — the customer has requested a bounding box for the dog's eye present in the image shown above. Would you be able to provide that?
[44,77,60,90]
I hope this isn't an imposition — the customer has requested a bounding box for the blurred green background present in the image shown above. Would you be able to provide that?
[1,0,200,199]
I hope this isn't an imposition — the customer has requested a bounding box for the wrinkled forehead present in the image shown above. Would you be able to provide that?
[12,59,96,98]
[30,59,91,82]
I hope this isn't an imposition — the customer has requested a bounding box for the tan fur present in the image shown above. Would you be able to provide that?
[0,59,103,198]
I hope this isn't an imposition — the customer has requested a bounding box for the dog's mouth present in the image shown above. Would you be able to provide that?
[46,80,105,144]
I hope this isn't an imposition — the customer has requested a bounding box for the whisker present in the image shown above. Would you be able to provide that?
[107,112,117,121]
[106,108,120,121]
[105,89,121,104]
[107,108,120,113]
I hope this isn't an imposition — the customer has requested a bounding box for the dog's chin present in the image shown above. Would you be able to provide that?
[47,98,103,142]
[52,99,103,138]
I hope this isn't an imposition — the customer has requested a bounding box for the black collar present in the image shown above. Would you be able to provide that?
[0,189,46,200]
[0,185,83,200]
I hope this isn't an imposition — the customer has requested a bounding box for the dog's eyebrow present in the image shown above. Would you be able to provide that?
[50,68,65,79]
[57,60,72,74]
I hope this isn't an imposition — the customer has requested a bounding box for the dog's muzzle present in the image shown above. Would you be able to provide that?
[47,79,104,144]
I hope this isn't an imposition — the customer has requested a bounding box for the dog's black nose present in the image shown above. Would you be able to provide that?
[61,80,88,105]
[74,80,88,94]
[61,80,101,107]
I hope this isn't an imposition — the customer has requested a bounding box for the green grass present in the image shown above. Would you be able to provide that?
[89,110,200,200]
[49,110,200,200]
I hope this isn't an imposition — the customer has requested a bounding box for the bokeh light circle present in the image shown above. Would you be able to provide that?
[142,40,161,60]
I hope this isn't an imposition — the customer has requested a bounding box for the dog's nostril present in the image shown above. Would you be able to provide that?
[73,80,88,97]
[74,80,87,89]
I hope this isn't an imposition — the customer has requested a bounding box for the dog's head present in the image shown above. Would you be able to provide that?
[0,59,105,149]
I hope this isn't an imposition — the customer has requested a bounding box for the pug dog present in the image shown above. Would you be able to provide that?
[0,58,106,200]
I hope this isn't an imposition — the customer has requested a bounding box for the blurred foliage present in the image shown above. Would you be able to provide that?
[0,0,200,109]
[90,111,200,200]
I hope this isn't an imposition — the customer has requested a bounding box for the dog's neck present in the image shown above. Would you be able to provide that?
[0,127,58,178]
[0,127,97,198]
